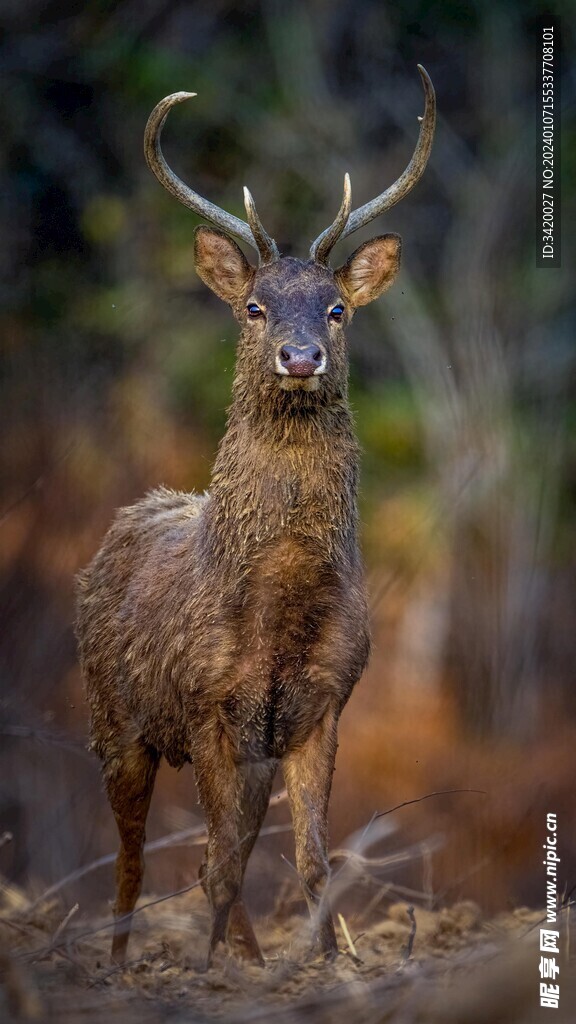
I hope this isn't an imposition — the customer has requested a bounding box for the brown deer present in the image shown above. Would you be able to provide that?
[76,65,435,967]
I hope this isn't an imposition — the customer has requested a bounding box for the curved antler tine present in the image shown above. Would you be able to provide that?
[309,173,352,266]
[339,65,436,242]
[243,187,280,265]
[144,93,278,262]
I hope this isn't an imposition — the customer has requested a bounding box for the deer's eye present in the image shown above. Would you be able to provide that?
[247,303,263,318]
[329,304,345,321]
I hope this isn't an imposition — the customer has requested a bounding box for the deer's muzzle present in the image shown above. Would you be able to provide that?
[275,343,327,378]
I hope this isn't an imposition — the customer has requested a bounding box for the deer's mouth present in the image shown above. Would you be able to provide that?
[278,375,322,392]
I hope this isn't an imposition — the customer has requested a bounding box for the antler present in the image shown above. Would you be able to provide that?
[310,65,436,266]
[144,92,279,266]
[309,173,352,265]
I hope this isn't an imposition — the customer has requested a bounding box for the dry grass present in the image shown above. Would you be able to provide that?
[2,842,574,1023]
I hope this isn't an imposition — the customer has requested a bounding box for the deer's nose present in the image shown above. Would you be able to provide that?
[276,343,326,377]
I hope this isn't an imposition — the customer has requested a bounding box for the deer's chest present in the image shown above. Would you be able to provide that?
[239,536,340,653]
[216,538,368,760]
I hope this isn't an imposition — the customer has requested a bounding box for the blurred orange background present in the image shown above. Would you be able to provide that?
[1,0,574,924]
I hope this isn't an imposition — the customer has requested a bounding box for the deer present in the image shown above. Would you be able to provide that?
[76,65,435,968]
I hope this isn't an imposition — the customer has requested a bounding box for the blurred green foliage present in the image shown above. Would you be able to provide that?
[0,0,575,783]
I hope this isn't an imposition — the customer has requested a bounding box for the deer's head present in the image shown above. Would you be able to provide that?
[144,68,435,406]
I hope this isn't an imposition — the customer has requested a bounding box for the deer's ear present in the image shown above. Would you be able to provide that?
[194,226,254,305]
[335,234,401,308]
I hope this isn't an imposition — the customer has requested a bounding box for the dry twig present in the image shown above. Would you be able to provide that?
[375,789,486,820]
[337,913,363,966]
[402,905,417,961]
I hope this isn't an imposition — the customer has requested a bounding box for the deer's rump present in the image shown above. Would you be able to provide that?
[76,488,208,768]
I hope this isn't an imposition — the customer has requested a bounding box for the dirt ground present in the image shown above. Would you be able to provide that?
[2,874,575,1024]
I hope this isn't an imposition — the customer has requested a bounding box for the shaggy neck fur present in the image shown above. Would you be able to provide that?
[202,370,360,570]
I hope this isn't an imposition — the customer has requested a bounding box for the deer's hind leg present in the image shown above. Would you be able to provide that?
[100,731,160,964]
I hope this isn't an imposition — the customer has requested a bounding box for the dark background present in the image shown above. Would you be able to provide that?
[1,0,574,920]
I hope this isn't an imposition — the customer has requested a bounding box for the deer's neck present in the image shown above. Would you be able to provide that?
[203,398,360,565]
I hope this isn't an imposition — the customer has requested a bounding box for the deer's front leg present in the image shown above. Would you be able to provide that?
[282,705,339,961]
[194,728,245,967]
